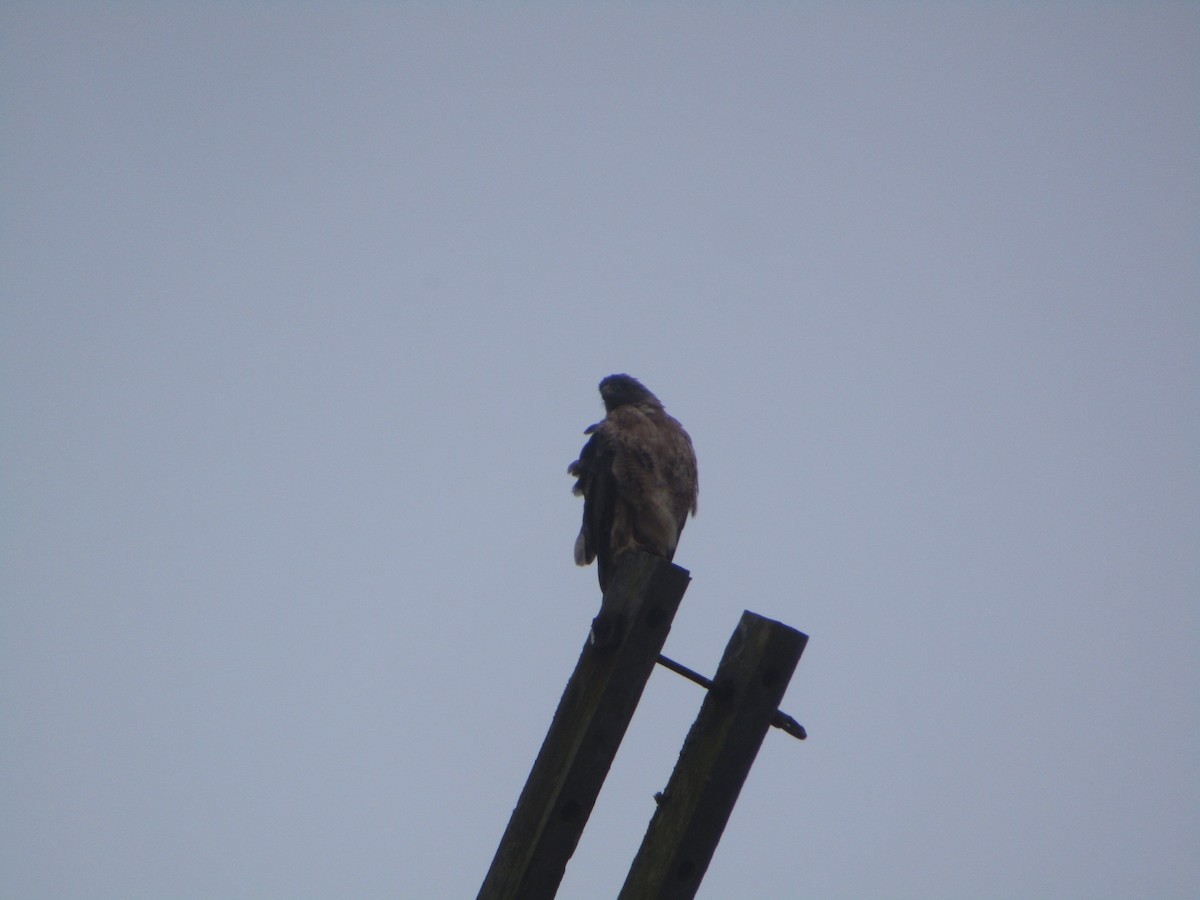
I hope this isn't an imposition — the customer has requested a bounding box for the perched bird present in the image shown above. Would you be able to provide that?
[568,374,698,592]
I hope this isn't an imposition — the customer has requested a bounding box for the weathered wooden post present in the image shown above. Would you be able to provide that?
[477,552,691,900]
[618,611,808,899]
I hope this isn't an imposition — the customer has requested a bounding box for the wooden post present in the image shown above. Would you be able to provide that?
[618,611,807,900]
[477,552,691,900]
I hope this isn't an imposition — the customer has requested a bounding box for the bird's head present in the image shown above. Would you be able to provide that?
[599,374,663,412]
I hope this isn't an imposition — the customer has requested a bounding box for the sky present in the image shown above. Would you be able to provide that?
[2,3,1197,898]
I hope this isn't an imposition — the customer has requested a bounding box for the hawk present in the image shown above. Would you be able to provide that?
[568,374,698,592]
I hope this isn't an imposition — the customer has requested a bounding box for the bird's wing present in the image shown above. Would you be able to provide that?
[569,420,618,569]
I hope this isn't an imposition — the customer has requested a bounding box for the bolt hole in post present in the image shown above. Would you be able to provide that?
[589,612,623,650]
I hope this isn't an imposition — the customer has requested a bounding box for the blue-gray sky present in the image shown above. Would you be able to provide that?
[2,4,1197,898]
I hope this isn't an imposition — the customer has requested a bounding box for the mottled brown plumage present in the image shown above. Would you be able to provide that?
[568,374,698,592]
